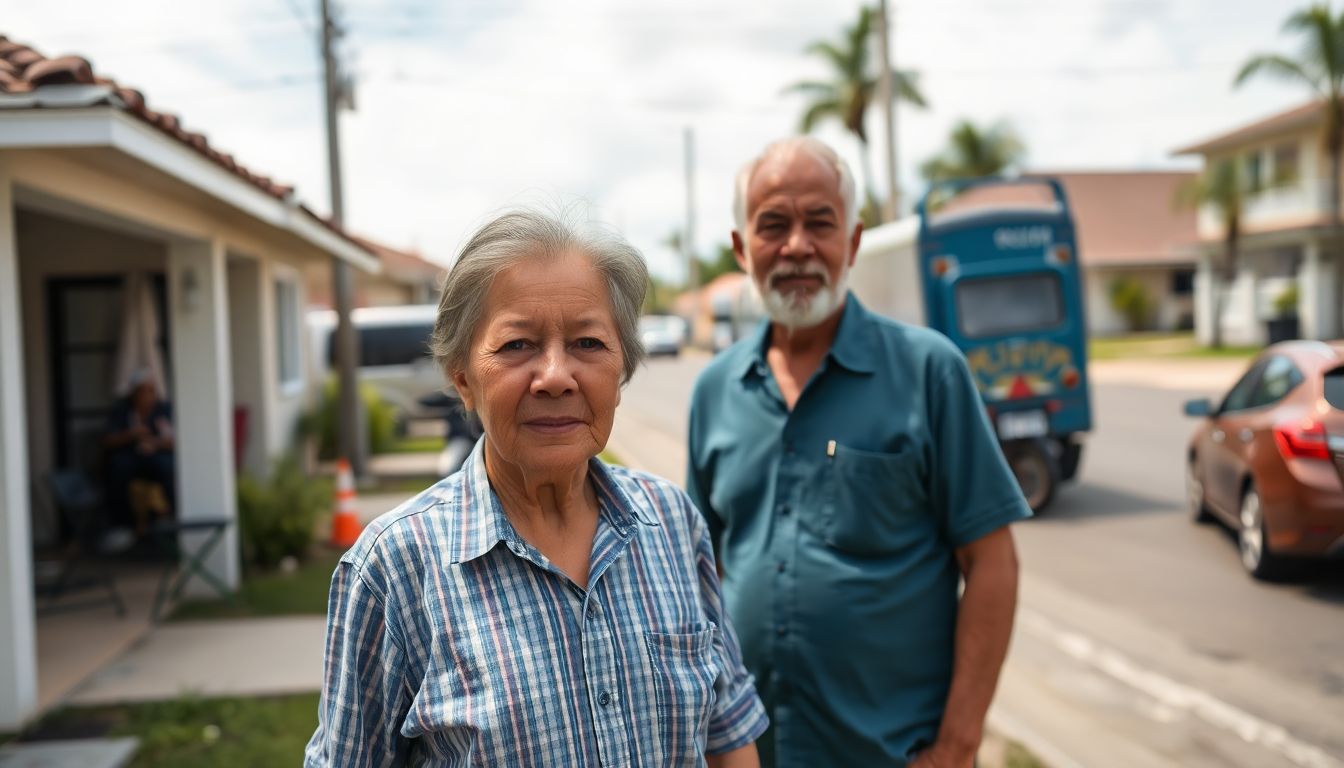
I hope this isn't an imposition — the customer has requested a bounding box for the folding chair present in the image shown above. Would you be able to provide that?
[149,517,234,621]
[37,470,134,617]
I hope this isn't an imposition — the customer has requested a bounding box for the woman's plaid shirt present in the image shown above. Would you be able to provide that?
[304,442,767,767]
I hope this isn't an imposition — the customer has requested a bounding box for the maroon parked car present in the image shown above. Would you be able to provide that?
[1184,341,1344,579]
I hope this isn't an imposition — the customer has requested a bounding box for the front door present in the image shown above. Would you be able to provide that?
[47,276,169,479]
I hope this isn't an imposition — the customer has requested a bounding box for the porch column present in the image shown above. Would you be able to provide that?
[168,239,240,595]
[1299,240,1334,340]
[0,168,38,729]
[1193,249,1215,346]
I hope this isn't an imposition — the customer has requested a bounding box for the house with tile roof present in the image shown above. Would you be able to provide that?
[1029,171,1199,336]
[308,234,444,309]
[1174,101,1335,345]
[0,34,380,728]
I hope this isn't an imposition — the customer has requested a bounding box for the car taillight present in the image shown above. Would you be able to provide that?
[1273,418,1331,461]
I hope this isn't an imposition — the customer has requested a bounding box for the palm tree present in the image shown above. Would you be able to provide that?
[1236,3,1344,335]
[1176,160,1244,349]
[920,120,1025,182]
[787,5,927,218]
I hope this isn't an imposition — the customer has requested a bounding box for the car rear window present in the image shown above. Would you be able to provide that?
[1324,367,1344,410]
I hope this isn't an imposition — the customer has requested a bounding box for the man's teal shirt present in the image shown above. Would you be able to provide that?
[686,294,1031,767]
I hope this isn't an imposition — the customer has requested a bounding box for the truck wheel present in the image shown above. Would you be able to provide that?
[1005,440,1058,512]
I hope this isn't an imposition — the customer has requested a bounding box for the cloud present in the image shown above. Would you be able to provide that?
[5,0,1309,282]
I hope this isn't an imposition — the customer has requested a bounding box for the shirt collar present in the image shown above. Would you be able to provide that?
[448,438,644,564]
[735,291,877,380]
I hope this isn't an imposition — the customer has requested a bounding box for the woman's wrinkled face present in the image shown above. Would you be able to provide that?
[452,249,623,477]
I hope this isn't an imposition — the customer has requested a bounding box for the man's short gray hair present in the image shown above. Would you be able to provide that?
[733,136,859,233]
[430,207,649,388]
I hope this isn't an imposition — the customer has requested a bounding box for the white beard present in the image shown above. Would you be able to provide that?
[760,260,848,330]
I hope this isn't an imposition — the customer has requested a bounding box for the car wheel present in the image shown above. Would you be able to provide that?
[1238,487,1288,581]
[1005,440,1057,512]
[1186,460,1213,523]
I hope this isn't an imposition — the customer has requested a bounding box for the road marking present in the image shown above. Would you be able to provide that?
[1019,608,1343,768]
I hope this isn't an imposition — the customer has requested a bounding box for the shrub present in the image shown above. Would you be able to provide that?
[1273,283,1299,317]
[237,456,331,569]
[304,377,398,460]
[1108,277,1152,332]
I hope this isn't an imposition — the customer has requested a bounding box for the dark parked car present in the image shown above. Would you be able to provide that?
[1184,341,1344,579]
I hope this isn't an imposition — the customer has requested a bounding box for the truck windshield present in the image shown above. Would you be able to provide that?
[956,272,1064,338]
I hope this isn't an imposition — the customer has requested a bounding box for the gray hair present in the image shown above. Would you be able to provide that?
[733,136,859,234]
[430,207,649,389]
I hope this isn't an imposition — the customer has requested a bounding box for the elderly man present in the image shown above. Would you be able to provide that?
[687,137,1028,768]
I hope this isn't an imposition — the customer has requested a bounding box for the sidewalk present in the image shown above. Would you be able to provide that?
[1089,357,1246,393]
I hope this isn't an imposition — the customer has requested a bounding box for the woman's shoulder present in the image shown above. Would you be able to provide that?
[599,463,701,535]
[339,478,461,579]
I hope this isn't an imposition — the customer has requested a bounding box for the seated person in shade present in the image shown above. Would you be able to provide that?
[103,369,175,530]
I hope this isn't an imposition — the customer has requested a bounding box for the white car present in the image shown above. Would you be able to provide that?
[639,314,687,357]
[307,305,445,424]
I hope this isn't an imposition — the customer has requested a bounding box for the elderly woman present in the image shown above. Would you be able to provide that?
[305,210,767,767]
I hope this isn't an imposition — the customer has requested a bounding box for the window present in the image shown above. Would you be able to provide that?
[274,279,302,388]
[1249,356,1303,408]
[956,272,1064,338]
[1272,143,1300,187]
[1219,359,1268,413]
[1171,269,1195,296]
[1324,367,1344,410]
[1245,151,1264,193]
[358,323,434,367]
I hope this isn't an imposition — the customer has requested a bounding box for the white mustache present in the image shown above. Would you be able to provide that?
[768,264,829,287]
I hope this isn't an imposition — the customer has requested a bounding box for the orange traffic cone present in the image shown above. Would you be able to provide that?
[329,458,363,548]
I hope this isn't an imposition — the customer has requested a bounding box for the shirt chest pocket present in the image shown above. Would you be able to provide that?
[811,443,931,555]
[644,625,718,762]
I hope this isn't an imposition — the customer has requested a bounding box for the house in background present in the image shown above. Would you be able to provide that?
[1027,171,1199,336]
[1175,101,1336,345]
[0,35,378,728]
[307,235,443,309]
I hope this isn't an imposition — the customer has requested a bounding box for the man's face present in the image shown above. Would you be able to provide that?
[734,147,861,329]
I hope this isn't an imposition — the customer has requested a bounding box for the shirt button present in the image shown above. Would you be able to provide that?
[779,504,791,516]
[587,603,600,620]
[777,561,786,573]
[598,692,612,707]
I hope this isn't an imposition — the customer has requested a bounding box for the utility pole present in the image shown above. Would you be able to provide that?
[683,126,701,346]
[876,0,900,222]
[320,0,367,478]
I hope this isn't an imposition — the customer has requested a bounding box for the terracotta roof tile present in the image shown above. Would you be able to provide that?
[0,33,370,257]
[1173,101,1322,156]
[935,172,1199,267]
[25,55,94,87]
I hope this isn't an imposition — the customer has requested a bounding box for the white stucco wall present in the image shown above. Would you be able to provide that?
[1084,266,1193,336]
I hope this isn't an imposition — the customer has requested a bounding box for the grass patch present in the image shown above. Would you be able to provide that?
[1005,740,1049,768]
[599,450,622,466]
[385,435,444,454]
[168,549,342,621]
[366,474,443,495]
[1089,332,1258,362]
[24,693,318,768]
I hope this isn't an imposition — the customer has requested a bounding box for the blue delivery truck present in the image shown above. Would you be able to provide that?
[851,177,1092,511]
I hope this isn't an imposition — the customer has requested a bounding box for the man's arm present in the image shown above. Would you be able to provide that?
[707,743,759,768]
[913,525,1019,768]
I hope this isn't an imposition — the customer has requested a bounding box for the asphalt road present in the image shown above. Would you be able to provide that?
[610,353,1344,767]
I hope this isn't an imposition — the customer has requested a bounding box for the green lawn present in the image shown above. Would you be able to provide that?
[385,435,444,454]
[22,693,318,768]
[169,549,342,620]
[1088,332,1259,361]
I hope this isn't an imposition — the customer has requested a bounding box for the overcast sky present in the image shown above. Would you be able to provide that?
[9,0,1302,281]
